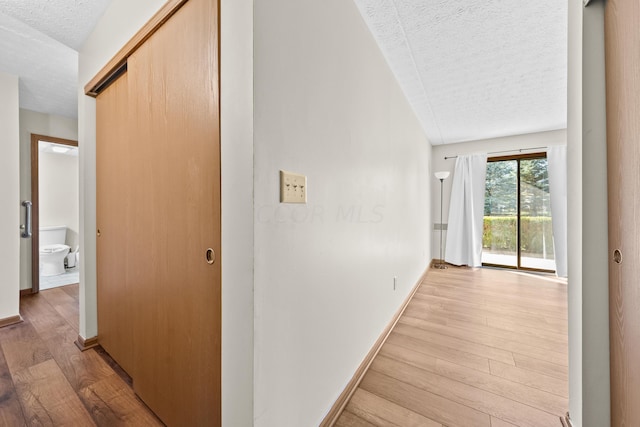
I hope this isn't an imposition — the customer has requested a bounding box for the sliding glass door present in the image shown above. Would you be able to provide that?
[482,154,555,272]
[483,159,518,267]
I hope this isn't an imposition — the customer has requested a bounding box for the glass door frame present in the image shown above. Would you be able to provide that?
[482,152,555,274]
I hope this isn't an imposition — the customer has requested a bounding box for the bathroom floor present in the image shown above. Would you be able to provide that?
[40,267,79,291]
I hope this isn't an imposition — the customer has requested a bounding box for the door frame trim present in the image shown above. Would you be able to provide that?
[30,134,78,294]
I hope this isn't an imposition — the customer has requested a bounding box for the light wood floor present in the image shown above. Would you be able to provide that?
[0,284,163,426]
[336,267,568,427]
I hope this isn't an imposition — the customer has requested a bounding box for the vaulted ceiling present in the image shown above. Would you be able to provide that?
[352,0,568,145]
[0,1,568,141]
[0,0,110,118]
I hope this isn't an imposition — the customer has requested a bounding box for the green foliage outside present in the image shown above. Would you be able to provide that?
[485,161,517,215]
[483,158,554,259]
[485,158,550,217]
[483,216,555,257]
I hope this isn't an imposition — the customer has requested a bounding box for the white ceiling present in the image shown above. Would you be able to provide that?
[353,0,568,145]
[0,0,110,118]
[0,1,567,139]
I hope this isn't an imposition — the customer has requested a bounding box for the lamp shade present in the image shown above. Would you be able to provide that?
[434,171,450,180]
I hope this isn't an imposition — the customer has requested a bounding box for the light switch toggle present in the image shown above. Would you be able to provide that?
[280,170,307,203]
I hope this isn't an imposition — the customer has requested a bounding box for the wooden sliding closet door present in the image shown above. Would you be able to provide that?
[127,0,221,425]
[605,1,640,424]
[96,73,135,376]
[95,0,220,425]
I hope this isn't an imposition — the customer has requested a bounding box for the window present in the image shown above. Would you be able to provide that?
[482,153,554,272]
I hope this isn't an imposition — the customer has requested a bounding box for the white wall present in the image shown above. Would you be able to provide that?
[39,151,79,245]
[19,109,78,290]
[430,130,566,259]
[254,0,431,424]
[0,71,20,321]
[567,1,583,418]
[567,1,611,425]
[78,0,255,425]
[220,0,254,424]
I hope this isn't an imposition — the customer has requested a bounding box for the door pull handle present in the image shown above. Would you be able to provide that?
[21,201,32,238]
[206,248,215,264]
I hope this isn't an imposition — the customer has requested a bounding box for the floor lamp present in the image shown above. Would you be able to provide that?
[434,171,450,269]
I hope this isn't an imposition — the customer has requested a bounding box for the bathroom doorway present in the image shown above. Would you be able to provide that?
[30,134,79,293]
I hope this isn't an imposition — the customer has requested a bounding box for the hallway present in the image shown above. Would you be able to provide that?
[0,285,162,426]
[336,267,568,426]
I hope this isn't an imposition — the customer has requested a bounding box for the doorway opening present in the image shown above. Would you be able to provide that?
[482,152,555,273]
[30,134,80,293]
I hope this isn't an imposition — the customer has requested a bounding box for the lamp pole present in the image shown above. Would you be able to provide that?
[439,177,444,267]
[434,171,450,269]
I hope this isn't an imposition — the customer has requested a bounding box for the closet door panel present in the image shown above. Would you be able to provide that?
[127,0,221,424]
[605,0,640,424]
[96,72,135,376]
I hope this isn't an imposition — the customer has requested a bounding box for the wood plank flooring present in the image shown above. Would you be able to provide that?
[0,284,163,426]
[336,267,568,427]
[2,269,568,426]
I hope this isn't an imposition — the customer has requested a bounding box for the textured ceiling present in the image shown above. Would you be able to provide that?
[353,0,568,145]
[0,0,110,50]
[1,1,567,132]
[0,0,110,118]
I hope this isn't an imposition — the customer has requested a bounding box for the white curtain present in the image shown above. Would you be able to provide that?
[445,153,488,267]
[547,145,568,277]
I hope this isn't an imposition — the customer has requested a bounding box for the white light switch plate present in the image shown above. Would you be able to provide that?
[280,170,307,203]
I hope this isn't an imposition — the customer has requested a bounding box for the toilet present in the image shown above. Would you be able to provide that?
[40,226,70,276]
